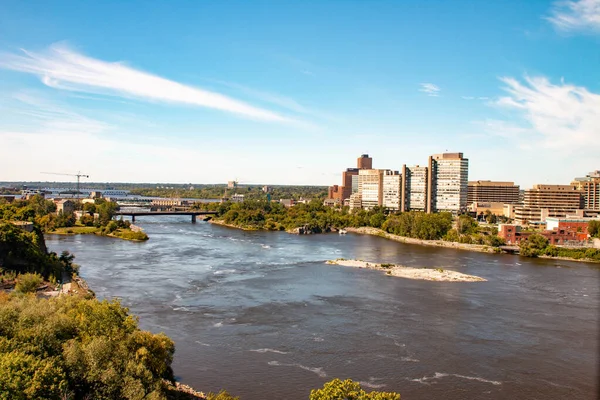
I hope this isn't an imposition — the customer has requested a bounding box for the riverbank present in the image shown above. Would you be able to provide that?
[326,259,486,282]
[346,226,496,253]
[347,227,600,264]
[48,226,148,241]
[209,219,260,231]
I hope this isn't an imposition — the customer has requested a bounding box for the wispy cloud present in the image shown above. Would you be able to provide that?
[419,83,441,97]
[461,96,475,100]
[0,44,292,123]
[485,75,600,151]
[211,80,310,114]
[546,0,600,32]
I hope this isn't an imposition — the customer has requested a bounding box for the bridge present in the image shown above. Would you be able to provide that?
[114,210,218,223]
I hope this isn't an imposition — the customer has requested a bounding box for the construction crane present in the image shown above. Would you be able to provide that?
[41,171,89,199]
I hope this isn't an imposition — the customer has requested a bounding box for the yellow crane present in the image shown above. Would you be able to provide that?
[41,171,90,199]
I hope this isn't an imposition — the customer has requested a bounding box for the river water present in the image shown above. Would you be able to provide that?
[46,217,599,400]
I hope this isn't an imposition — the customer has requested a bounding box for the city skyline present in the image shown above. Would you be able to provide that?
[0,1,599,187]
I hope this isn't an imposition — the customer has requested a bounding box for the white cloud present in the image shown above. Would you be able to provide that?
[0,44,292,123]
[212,80,310,114]
[488,76,600,151]
[461,96,475,100]
[419,83,441,97]
[546,0,600,32]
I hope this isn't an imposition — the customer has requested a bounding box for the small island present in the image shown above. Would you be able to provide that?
[326,259,486,282]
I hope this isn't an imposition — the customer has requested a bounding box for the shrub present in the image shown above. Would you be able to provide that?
[206,390,240,400]
[113,230,149,241]
[519,234,549,258]
[310,378,400,400]
[0,295,175,400]
[79,214,94,226]
[14,273,43,293]
[380,263,394,269]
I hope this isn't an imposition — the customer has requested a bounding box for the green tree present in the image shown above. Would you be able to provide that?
[83,202,97,213]
[95,200,118,225]
[588,220,600,238]
[54,211,75,229]
[14,273,43,294]
[484,210,497,224]
[519,233,549,257]
[0,295,175,400]
[310,378,400,400]
[456,215,478,235]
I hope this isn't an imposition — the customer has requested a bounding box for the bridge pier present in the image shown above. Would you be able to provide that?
[191,214,197,223]
[132,215,135,223]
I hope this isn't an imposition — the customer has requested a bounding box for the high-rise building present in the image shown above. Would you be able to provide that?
[351,175,359,194]
[382,170,401,211]
[571,171,600,210]
[357,154,373,170]
[514,184,583,225]
[358,169,383,210]
[427,153,469,214]
[401,165,428,211]
[327,155,371,204]
[467,181,520,205]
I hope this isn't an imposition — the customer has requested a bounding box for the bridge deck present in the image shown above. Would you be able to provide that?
[115,211,217,216]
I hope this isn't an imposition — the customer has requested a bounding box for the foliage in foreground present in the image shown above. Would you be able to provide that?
[310,378,400,400]
[0,294,175,400]
[519,233,600,261]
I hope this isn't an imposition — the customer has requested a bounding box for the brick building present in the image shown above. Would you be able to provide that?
[327,155,370,204]
[357,154,373,170]
[498,224,589,246]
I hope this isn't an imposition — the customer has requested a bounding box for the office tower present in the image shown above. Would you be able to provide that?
[467,181,520,205]
[514,184,583,225]
[358,169,383,210]
[427,153,469,213]
[382,170,401,211]
[571,171,600,210]
[401,165,428,211]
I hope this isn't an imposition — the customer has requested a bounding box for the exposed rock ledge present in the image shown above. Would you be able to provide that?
[326,259,486,282]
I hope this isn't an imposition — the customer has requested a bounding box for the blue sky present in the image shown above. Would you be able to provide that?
[0,0,598,188]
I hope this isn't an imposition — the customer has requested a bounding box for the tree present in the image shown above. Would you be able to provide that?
[0,295,175,400]
[310,378,400,400]
[54,211,75,229]
[519,233,549,257]
[83,202,97,213]
[589,220,600,238]
[456,215,478,235]
[96,200,118,225]
[484,210,497,224]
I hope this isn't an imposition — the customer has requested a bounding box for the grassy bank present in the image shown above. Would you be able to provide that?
[48,225,149,241]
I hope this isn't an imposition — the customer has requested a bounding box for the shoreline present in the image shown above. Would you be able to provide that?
[345,227,496,253]
[208,219,260,231]
[347,227,600,264]
[326,259,486,282]
[46,229,148,242]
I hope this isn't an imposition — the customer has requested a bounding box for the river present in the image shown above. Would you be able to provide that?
[45,217,599,400]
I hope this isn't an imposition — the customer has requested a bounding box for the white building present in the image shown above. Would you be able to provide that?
[402,165,428,211]
[348,193,362,211]
[428,153,469,214]
[231,193,245,203]
[358,169,383,210]
[382,170,401,211]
